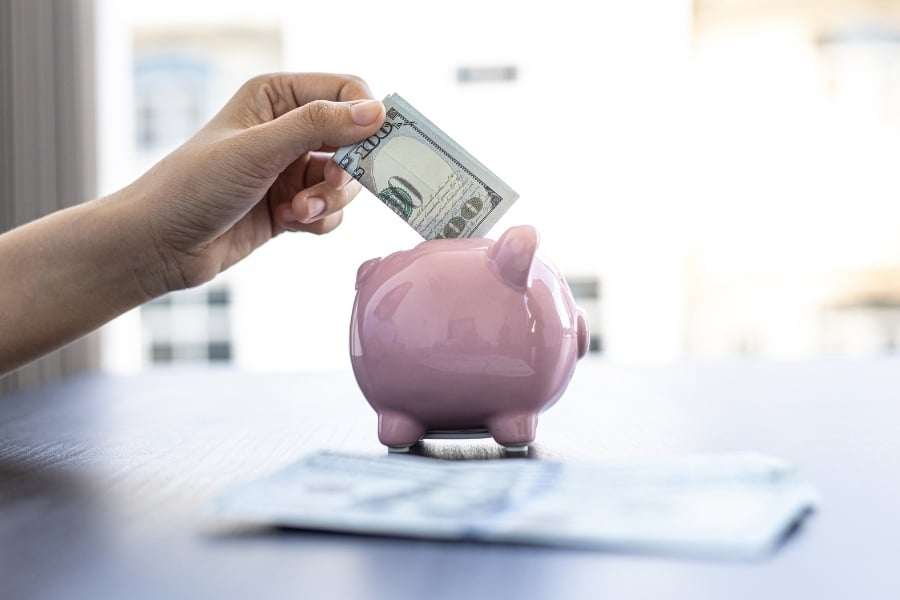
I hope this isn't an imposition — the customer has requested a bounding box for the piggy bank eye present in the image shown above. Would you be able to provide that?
[488,225,539,291]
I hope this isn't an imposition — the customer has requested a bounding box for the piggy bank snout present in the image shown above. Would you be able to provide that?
[355,257,382,290]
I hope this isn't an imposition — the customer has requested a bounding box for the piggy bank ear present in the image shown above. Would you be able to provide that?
[355,258,382,290]
[488,225,539,291]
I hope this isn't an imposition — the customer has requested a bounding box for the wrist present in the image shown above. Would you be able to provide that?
[92,186,175,301]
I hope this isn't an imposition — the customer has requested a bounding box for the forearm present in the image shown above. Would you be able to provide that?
[0,189,168,375]
[0,73,385,376]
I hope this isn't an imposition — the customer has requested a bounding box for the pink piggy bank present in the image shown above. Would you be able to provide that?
[350,225,589,452]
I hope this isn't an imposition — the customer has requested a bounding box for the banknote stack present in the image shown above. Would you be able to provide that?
[333,94,519,240]
[207,450,818,560]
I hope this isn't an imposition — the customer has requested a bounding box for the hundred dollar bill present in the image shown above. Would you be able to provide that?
[206,450,819,560]
[333,93,519,240]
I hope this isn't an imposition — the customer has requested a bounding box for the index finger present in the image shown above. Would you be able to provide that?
[220,72,376,128]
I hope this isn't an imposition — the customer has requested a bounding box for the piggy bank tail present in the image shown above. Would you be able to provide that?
[576,308,589,359]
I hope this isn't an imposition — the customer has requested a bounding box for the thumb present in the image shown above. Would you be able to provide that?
[246,99,385,172]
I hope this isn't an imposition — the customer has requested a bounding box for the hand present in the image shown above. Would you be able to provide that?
[132,72,386,291]
[0,72,386,375]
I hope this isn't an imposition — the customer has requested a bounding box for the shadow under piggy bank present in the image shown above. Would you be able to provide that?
[350,225,589,453]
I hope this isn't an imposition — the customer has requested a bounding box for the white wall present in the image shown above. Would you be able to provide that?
[95,0,697,371]
[100,1,900,369]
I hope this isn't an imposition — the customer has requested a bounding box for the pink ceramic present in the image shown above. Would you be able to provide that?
[350,225,589,452]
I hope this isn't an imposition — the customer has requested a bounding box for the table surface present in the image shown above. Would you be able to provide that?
[1,357,898,600]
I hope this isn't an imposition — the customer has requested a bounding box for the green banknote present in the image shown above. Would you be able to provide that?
[333,94,519,240]
[207,450,819,560]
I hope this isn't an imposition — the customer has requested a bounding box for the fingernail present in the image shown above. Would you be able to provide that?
[350,99,383,126]
[301,197,326,223]
[338,169,353,188]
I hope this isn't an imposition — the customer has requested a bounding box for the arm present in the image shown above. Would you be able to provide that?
[0,193,157,373]
[0,72,386,375]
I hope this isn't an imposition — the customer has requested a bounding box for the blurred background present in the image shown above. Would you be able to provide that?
[6,0,900,385]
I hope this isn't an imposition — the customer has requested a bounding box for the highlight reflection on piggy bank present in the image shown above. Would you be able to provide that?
[350,225,589,452]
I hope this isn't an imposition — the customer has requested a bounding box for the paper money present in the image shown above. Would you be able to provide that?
[333,94,519,240]
[206,450,818,560]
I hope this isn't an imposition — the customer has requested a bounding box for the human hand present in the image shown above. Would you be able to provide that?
[131,72,386,292]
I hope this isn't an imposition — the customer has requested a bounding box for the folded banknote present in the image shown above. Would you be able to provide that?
[206,450,818,560]
[333,94,518,240]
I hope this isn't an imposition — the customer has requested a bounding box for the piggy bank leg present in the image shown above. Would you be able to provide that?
[378,411,427,453]
[487,413,538,452]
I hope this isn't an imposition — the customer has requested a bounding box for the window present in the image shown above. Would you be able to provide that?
[141,284,233,365]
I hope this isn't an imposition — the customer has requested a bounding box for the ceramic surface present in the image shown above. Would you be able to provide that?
[350,225,588,451]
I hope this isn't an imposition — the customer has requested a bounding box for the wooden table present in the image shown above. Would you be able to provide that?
[2,357,898,599]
